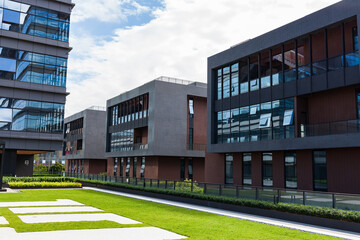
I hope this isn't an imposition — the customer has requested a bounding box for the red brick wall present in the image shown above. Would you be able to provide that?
[233,153,242,185]
[297,150,313,191]
[88,159,107,174]
[193,96,207,145]
[158,157,180,180]
[144,156,159,179]
[252,152,262,187]
[204,152,224,184]
[193,157,205,182]
[273,151,285,189]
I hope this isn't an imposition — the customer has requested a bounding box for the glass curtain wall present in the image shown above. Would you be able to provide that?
[239,60,248,93]
[271,47,282,85]
[231,63,239,96]
[283,42,296,82]
[297,37,311,79]
[249,55,259,91]
[260,51,271,88]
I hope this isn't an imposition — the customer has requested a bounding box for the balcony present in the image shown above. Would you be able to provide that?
[299,119,360,138]
[133,143,148,150]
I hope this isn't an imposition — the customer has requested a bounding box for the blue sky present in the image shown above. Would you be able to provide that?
[65,0,340,116]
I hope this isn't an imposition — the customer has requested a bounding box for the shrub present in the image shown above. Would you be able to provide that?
[175,179,203,194]
[3,177,75,183]
[8,181,82,189]
[50,162,65,173]
[33,164,48,172]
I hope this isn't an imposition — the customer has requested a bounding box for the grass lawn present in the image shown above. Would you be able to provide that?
[0,189,337,240]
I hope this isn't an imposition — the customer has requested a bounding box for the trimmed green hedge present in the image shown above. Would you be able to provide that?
[8,181,82,189]
[77,178,360,223]
[3,177,75,183]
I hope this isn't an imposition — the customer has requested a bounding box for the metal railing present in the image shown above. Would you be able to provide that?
[133,143,148,150]
[87,106,106,111]
[64,172,360,212]
[299,119,360,137]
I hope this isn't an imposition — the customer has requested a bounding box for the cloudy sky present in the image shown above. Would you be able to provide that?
[66,0,340,116]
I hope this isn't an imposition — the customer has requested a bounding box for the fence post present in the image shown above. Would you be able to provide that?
[143,179,146,188]
[332,194,336,209]
[236,186,239,198]
[204,183,207,194]
[219,184,222,196]
[303,191,306,205]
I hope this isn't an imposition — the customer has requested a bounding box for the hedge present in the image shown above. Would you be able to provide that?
[8,181,82,189]
[3,177,75,183]
[77,178,360,223]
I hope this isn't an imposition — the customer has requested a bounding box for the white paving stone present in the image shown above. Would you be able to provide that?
[18,213,141,225]
[0,216,9,224]
[0,199,83,207]
[10,206,103,214]
[0,227,187,240]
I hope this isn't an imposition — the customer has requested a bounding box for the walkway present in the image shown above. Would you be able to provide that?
[84,187,360,240]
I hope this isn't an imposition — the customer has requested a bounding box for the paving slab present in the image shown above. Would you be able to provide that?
[0,227,187,240]
[0,216,9,224]
[10,206,103,214]
[84,187,360,240]
[0,199,83,207]
[18,213,141,225]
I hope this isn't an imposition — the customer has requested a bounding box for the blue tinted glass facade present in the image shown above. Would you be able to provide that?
[0,47,67,87]
[0,1,70,42]
[216,98,295,144]
[0,97,64,133]
[109,129,134,152]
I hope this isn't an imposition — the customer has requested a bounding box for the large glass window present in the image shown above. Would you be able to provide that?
[242,153,251,185]
[231,63,239,96]
[249,55,259,91]
[180,158,185,180]
[133,157,137,178]
[328,25,343,71]
[140,157,145,178]
[262,153,273,187]
[239,60,248,93]
[313,151,327,191]
[225,154,233,184]
[114,158,118,176]
[217,69,222,100]
[231,108,239,143]
[120,158,124,177]
[109,129,134,152]
[126,158,130,177]
[188,128,193,150]
[271,47,282,85]
[284,42,297,82]
[217,111,222,144]
[223,66,230,98]
[312,30,326,76]
[0,3,70,42]
[285,152,297,188]
[260,102,272,141]
[188,158,193,180]
[297,37,311,79]
[222,110,231,143]
[249,104,260,141]
[239,106,249,142]
[189,98,194,117]
[260,51,271,88]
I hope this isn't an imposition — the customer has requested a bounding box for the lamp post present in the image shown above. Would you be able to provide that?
[0,141,6,192]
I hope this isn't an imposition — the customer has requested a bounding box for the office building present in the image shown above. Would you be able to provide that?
[64,107,107,175]
[206,0,360,194]
[106,77,207,181]
[0,0,74,176]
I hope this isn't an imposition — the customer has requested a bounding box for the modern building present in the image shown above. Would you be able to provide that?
[36,150,65,167]
[64,107,107,175]
[0,0,74,176]
[206,0,360,194]
[106,77,207,181]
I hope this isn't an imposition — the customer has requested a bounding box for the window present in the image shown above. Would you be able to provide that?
[225,154,233,184]
[353,27,359,51]
[222,110,231,143]
[223,67,230,98]
[284,41,297,82]
[313,151,327,191]
[0,57,16,72]
[140,157,145,178]
[239,60,248,93]
[259,113,271,128]
[272,46,282,85]
[260,51,271,88]
[217,69,222,100]
[231,63,239,96]
[125,158,130,177]
[3,8,20,24]
[249,55,259,91]
[188,128,193,150]
[285,152,297,188]
[114,158,118,176]
[231,108,239,143]
[133,157,137,178]
[189,98,194,117]
[283,109,294,126]
[243,154,252,185]
[188,158,193,180]
[217,111,222,144]
[180,158,185,180]
[0,108,12,122]
[262,153,273,187]
[357,91,360,119]
[120,158,124,177]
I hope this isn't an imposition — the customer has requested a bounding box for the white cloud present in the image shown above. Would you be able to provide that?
[66,0,340,116]
[71,0,151,23]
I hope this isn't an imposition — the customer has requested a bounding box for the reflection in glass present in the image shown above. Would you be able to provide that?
[225,154,233,184]
[285,152,297,188]
[249,55,259,91]
[262,153,273,187]
[242,153,252,185]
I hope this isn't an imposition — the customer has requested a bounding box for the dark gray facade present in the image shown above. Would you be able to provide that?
[0,0,74,176]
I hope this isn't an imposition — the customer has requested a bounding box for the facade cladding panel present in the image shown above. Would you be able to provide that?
[105,78,207,182]
[207,0,360,194]
[64,108,107,175]
[0,0,74,176]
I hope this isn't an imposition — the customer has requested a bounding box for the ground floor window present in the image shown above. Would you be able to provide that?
[140,157,145,178]
[120,158,124,177]
[285,152,297,188]
[180,158,185,180]
[188,158,193,180]
[242,153,251,185]
[133,157,137,178]
[126,158,130,177]
[225,154,233,184]
[313,151,327,191]
[114,158,118,176]
[262,153,273,187]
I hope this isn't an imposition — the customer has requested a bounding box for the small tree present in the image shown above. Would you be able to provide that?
[50,162,64,173]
